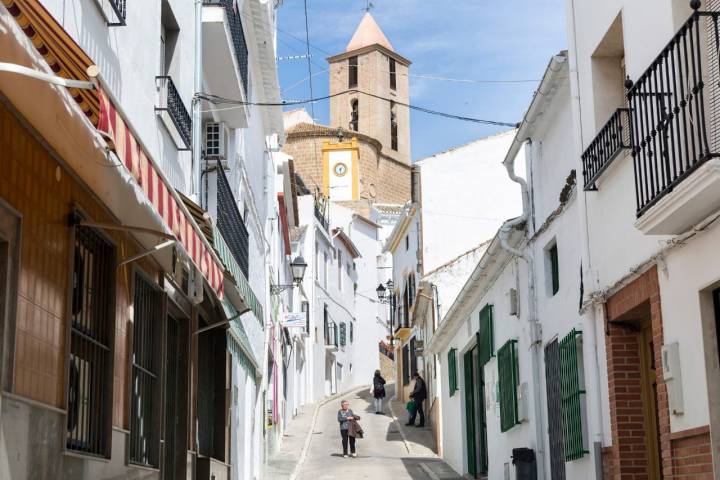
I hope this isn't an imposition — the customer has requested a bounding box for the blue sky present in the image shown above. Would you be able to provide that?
[276,0,567,161]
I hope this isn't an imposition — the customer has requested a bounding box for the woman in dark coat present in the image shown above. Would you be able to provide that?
[372,370,386,414]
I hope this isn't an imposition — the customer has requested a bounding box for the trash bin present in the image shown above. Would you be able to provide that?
[511,448,537,480]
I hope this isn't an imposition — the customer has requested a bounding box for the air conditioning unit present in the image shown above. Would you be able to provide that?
[204,121,229,168]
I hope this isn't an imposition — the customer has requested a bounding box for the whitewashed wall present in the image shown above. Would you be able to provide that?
[418,131,524,274]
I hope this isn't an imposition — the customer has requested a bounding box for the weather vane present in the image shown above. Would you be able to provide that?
[365,1,374,12]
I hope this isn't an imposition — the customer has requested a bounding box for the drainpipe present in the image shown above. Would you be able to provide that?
[567,0,605,474]
[192,0,203,199]
[499,140,546,480]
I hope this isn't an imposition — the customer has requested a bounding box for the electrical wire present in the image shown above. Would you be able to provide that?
[301,0,315,121]
[197,89,519,127]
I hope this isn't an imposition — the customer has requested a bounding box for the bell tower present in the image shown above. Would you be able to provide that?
[327,12,412,165]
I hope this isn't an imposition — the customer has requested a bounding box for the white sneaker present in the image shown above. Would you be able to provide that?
[351,453,357,458]
[343,454,349,458]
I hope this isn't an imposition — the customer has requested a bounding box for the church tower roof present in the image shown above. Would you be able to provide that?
[346,12,394,53]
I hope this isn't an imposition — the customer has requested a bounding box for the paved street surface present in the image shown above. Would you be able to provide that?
[274,385,462,480]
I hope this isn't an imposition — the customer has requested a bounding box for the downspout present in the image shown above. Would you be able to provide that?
[499,140,546,480]
[567,0,605,474]
[192,0,203,198]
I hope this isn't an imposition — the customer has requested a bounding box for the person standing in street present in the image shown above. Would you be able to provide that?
[372,370,386,414]
[337,400,360,457]
[406,372,427,427]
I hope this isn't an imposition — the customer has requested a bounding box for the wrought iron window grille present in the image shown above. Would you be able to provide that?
[216,165,250,278]
[107,0,127,26]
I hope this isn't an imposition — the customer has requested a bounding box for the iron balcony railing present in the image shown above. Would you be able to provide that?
[206,0,250,94]
[217,166,250,278]
[314,202,329,231]
[108,0,127,26]
[582,108,631,190]
[155,76,192,150]
[627,9,720,217]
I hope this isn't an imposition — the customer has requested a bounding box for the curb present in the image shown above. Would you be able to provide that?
[287,384,370,480]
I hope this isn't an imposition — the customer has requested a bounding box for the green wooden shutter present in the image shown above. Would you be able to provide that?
[559,329,588,461]
[498,339,519,432]
[448,348,458,396]
[339,323,346,346]
[478,305,494,366]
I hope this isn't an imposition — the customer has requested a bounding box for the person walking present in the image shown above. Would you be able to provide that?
[406,372,427,427]
[372,370,386,414]
[337,400,360,458]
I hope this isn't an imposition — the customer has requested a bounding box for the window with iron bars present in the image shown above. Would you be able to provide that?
[389,57,397,90]
[402,345,410,385]
[129,272,164,467]
[67,224,116,457]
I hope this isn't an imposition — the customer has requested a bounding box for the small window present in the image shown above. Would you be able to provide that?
[350,322,354,343]
[302,301,310,334]
[546,241,560,296]
[323,251,328,289]
[348,56,358,88]
[67,224,116,457]
[390,101,398,151]
[448,348,458,396]
[498,339,520,432]
[405,234,409,251]
[350,99,359,131]
[315,242,320,281]
[389,57,397,90]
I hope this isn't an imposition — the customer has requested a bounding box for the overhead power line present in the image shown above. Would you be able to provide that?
[197,89,519,128]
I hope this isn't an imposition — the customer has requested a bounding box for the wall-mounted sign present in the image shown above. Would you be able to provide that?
[282,312,305,328]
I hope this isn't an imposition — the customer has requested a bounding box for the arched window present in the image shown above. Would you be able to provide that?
[350,99,359,131]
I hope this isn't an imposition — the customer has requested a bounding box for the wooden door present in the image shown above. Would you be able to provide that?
[464,350,477,477]
[640,320,661,479]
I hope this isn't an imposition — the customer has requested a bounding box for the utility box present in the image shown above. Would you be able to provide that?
[661,342,684,415]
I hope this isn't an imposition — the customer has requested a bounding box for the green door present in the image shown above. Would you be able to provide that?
[464,350,477,477]
[476,336,488,474]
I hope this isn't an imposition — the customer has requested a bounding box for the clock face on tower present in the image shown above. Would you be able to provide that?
[334,162,348,177]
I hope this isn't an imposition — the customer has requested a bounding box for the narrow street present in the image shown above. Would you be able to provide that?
[293,386,461,480]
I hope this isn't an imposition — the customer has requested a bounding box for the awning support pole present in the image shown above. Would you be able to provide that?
[118,239,176,267]
[0,62,95,89]
[194,308,250,336]
[79,221,175,240]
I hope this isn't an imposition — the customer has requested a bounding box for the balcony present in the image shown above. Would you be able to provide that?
[156,76,192,150]
[91,0,127,26]
[628,10,720,234]
[202,0,250,128]
[217,166,250,278]
[582,108,631,190]
[314,199,329,231]
[394,308,412,341]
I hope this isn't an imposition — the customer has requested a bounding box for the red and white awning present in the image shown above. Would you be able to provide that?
[98,89,224,297]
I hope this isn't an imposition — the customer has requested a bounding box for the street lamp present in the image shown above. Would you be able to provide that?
[270,256,308,295]
[376,279,395,347]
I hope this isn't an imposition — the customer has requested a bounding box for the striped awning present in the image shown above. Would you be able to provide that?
[213,225,263,322]
[98,90,224,297]
[3,0,225,298]
[2,0,99,123]
[222,299,259,377]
